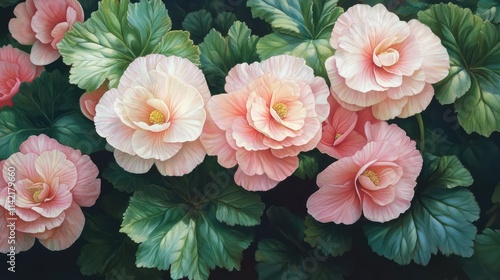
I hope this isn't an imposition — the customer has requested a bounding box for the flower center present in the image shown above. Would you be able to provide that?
[376,48,399,67]
[335,133,342,140]
[272,103,288,119]
[362,170,379,186]
[149,109,166,124]
[30,182,45,203]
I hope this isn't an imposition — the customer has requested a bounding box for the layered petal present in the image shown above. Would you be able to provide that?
[8,0,37,45]
[154,140,206,176]
[114,149,155,174]
[234,168,280,191]
[37,202,85,251]
[307,184,362,224]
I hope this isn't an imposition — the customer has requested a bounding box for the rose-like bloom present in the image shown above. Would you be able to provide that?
[95,54,210,176]
[326,4,449,120]
[201,55,330,191]
[307,122,422,224]
[9,0,84,65]
[317,96,379,159]
[0,45,44,107]
[80,83,107,121]
[0,134,100,251]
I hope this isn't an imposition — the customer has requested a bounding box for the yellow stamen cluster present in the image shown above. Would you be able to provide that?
[362,170,380,186]
[335,133,342,140]
[33,188,42,203]
[149,109,166,124]
[272,103,288,119]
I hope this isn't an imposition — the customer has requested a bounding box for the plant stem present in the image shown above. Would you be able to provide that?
[416,113,425,152]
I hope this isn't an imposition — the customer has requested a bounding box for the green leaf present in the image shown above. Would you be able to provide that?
[47,112,106,154]
[493,183,500,203]
[304,216,352,257]
[424,154,474,189]
[362,0,429,20]
[59,0,198,91]
[120,164,264,280]
[266,206,305,247]
[0,0,19,8]
[462,228,500,280]
[212,180,264,226]
[255,239,303,279]
[214,12,237,35]
[247,0,343,79]
[418,3,500,136]
[199,21,260,93]
[78,213,163,279]
[255,207,347,280]
[364,187,480,265]
[477,0,500,23]
[182,10,214,44]
[102,162,163,193]
[0,71,105,158]
[294,151,320,180]
[152,30,200,62]
[0,109,43,160]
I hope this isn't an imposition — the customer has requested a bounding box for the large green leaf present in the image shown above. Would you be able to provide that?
[120,161,264,280]
[78,210,163,279]
[247,0,343,79]
[462,228,500,280]
[59,0,199,91]
[423,153,474,189]
[102,162,164,193]
[199,21,260,93]
[255,207,348,280]
[182,10,214,44]
[304,216,352,257]
[0,71,105,159]
[476,0,500,23]
[364,186,480,265]
[418,3,500,136]
[0,109,43,160]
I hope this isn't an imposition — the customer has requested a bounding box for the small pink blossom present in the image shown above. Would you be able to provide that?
[0,134,100,252]
[0,45,44,108]
[307,122,423,224]
[9,0,84,65]
[201,55,330,191]
[317,96,379,159]
[94,54,210,176]
[80,83,107,121]
[326,4,449,120]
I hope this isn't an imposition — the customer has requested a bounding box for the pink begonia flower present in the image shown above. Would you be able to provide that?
[201,55,330,191]
[9,0,84,65]
[94,54,210,176]
[307,122,423,224]
[0,134,100,252]
[326,4,449,120]
[0,45,44,108]
[317,96,379,159]
[80,83,107,121]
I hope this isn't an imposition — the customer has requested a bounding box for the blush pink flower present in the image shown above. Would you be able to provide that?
[307,122,423,224]
[0,45,44,108]
[317,96,379,159]
[201,55,330,191]
[80,83,107,121]
[0,134,100,251]
[94,54,210,176]
[326,4,449,120]
[9,0,84,65]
